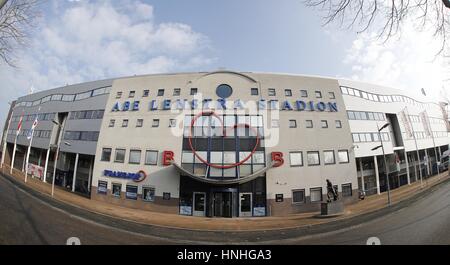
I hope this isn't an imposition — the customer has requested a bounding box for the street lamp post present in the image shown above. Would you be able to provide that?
[371,123,391,206]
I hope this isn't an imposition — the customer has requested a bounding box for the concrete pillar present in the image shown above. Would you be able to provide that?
[88,156,93,192]
[425,149,430,176]
[43,148,50,183]
[72,153,79,193]
[412,153,418,183]
[359,158,365,192]
[374,155,381,195]
[405,150,410,185]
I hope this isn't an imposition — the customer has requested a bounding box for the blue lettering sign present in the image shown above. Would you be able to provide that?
[112,102,121,112]
[203,99,212,109]
[296,100,306,111]
[191,99,198,110]
[217,98,227,109]
[258,99,266,110]
[282,100,293,111]
[308,101,315,111]
[123,101,130,111]
[328,102,338,112]
[132,101,140,111]
[163,99,171,110]
[234,100,244,109]
[316,102,326,111]
[149,100,158,111]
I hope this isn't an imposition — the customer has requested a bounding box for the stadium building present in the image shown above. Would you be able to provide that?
[1,71,449,217]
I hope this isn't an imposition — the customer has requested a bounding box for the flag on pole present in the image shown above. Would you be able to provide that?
[27,114,39,140]
[16,113,24,137]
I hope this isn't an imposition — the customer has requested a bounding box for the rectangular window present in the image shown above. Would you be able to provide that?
[268,88,276,96]
[114,149,126,163]
[285,89,292,97]
[329,92,335,99]
[352,134,360,143]
[109,119,115,128]
[62,94,75,102]
[116,92,122,99]
[152,119,160,127]
[335,120,342,128]
[142,187,155,202]
[310,188,323,202]
[126,185,138,200]
[157,89,164,96]
[315,91,322,98]
[289,120,297,128]
[289,152,303,167]
[190,88,198,95]
[129,91,135,98]
[75,91,92,101]
[292,189,306,204]
[101,148,112,162]
[307,151,320,166]
[338,150,349,164]
[340,87,348,94]
[122,119,128,127]
[348,111,355,120]
[173,88,181,96]
[306,120,313,128]
[136,119,143,128]
[145,150,158,165]
[129,150,141,164]
[300,90,308,97]
[112,183,122,197]
[342,183,353,197]
[324,150,335,165]
[251,88,259,95]
[321,120,328,128]
[97,180,107,195]
[143,90,149,97]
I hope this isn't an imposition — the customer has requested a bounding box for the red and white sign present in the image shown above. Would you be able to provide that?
[27,163,44,179]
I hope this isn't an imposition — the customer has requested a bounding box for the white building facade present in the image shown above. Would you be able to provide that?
[2,71,449,218]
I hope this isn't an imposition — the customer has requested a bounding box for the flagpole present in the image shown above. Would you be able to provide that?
[24,108,40,183]
[405,106,423,187]
[10,131,18,175]
[425,110,439,176]
[1,106,13,168]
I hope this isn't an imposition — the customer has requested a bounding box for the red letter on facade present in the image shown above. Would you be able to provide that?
[271,152,284,167]
[163,151,175,166]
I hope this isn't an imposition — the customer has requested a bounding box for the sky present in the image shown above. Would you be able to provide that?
[0,0,449,132]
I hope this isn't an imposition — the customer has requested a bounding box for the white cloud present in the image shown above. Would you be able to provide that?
[0,0,215,130]
[342,18,449,102]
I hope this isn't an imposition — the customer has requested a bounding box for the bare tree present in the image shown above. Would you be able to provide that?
[0,0,40,67]
[305,0,450,55]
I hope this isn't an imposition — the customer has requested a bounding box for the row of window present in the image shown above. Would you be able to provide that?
[69,110,104,120]
[98,180,157,202]
[340,86,435,109]
[347,111,385,121]
[286,119,342,129]
[15,86,111,108]
[289,150,350,167]
[291,183,352,204]
[7,129,52,138]
[11,112,56,122]
[109,118,171,128]
[409,115,446,126]
[116,88,336,99]
[352,132,390,143]
[101,148,159,165]
[63,131,99,142]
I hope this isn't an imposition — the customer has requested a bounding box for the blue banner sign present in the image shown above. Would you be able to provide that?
[103,170,147,182]
[112,99,338,112]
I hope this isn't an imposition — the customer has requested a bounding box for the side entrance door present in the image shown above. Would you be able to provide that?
[239,192,252,217]
[193,192,206,217]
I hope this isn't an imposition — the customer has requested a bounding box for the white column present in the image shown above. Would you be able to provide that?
[43,148,50,183]
[10,141,17,174]
[359,158,365,192]
[72,153,79,192]
[425,149,430,176]
[405,150,410,185]
[22,148,26,172]
[412,152,418,183]
[374,155,381,195]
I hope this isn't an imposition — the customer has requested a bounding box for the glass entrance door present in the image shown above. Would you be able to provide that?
[239,193,252,217]
[213,192,232,218]
[193,192,206,217]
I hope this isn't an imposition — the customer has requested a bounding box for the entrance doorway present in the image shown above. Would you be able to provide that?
[213,192,232,218]
[193,192,206,217]
[239,193,252,217]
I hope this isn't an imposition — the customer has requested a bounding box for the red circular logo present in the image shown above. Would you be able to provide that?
[188,111,260,169]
